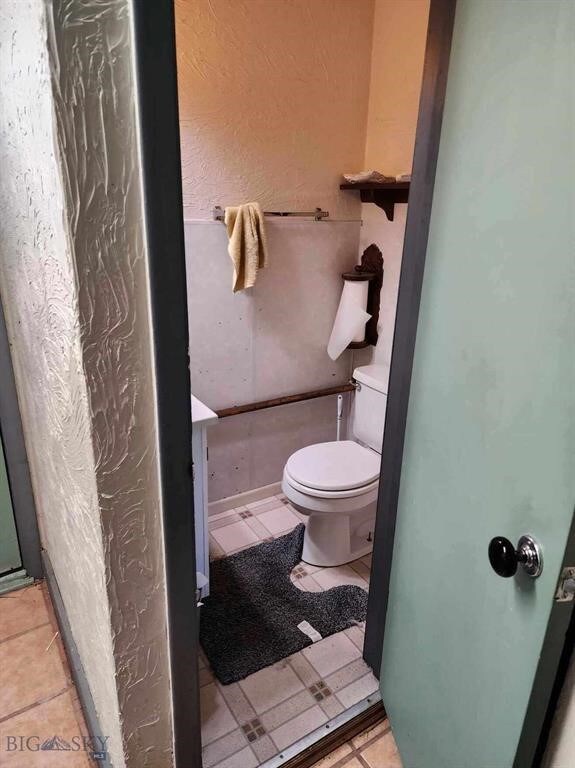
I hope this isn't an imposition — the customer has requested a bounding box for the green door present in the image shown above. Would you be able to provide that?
[0,431,21,575]
[381,2,574,767]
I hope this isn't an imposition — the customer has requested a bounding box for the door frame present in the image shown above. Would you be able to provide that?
[363,0,457,674]
[132,0,575,766]
[132,2,201,766]
[0,297,42,580]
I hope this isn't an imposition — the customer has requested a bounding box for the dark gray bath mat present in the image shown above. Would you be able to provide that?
[200,524,368,684]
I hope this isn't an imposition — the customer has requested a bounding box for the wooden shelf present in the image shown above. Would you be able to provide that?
[340,181,410,221]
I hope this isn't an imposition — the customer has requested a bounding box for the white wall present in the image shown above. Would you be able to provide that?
[0,1,173,765]
[185,219,363,500]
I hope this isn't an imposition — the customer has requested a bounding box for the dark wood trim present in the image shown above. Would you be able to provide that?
[340,182,410,221]
[363,0,457,674]
[131,3,201,767]
[215,383,355,419]
[43,552,112,767]
[282,702,386,768]
[0,298,42,579]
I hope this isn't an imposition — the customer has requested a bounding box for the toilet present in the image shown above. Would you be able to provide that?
[282,365,387,567]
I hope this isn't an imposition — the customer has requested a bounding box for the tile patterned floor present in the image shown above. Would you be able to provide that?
[201,494,381,768]
[0,583,95,766]
[311,719,402,768]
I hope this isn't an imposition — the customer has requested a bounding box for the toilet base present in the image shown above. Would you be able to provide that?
[298,502,376,567]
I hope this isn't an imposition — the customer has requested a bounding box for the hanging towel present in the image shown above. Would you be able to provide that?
[224,203,268,292]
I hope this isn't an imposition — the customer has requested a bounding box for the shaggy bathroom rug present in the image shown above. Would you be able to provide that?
[200,524,368,684]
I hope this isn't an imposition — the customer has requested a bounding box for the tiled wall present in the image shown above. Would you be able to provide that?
[185,219,367,502]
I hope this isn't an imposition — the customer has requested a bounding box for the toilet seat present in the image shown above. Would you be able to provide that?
[285,440,380,493]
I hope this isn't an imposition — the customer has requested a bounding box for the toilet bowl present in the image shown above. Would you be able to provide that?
[282,365,387,567]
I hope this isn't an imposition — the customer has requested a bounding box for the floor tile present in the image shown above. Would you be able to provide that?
[360,729,403,768]
[311,743,352,768]
[217,682,256,725]
[257,506,300,535]
[0,625,69,719]
[200,666,215,687]
[251,733,277,763]
[288,652,318,688]
[313,565,368,591]
[318,694,345,719]
[201,683,238,745]
[303,633,361,678]
[0,690,94,766]
[209,535,226,560]
[246,497,282,513]
[202,728,249,768]
[335,672,379,708]
[351,719,389,750]
[244,516,271,540]
[0,585,50,643]
[209,514,241,531]
[324,658,372,694]
[211,521,259,554]
[269,704,327,751]
[344,624,365,651]
[260,689,315,732]
[293,574,323,593]
[239,662,304,714]
[213,744,258,768]
[348,559,371,582]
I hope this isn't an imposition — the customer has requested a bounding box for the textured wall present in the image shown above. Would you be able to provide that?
[175,0,374,220]
[0,1,124,764]
[0,1,173,766]
[46,1,173,765]
[364,0,430,175]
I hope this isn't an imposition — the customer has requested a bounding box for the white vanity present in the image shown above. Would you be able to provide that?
[191,395,218,598]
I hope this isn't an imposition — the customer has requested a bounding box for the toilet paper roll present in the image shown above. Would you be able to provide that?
[327,280,371,361]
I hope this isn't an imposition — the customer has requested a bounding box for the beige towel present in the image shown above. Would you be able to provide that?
[224,203,268,292]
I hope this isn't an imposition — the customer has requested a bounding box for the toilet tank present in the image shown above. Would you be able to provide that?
[352,365,388,453]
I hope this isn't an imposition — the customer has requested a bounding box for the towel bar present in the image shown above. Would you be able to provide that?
[213,206,329,222]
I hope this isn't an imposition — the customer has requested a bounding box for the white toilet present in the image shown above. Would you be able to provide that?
[282,365,387,567]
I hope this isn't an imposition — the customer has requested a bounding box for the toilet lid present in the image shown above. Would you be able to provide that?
[286,441,380,492]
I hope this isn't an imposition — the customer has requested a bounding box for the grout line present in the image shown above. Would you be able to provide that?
[0,684,72,724]
[354,754,372,768]
[0,621,51,646]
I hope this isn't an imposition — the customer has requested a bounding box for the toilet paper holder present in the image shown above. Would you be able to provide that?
[342,243,383,349]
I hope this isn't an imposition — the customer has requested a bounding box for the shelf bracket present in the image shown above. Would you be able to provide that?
[358,188,409,221]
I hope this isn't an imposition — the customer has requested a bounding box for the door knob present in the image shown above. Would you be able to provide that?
[488,534,543,579]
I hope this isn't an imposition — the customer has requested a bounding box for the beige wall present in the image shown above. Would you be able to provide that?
[0,1,173,765]
[364,0,430,174]
[360,0,429,370]
[175,0,374,220]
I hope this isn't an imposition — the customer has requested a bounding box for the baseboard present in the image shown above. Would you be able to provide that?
[41,551,112,768]
[208,481,282,516]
